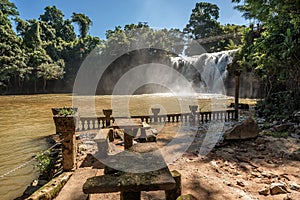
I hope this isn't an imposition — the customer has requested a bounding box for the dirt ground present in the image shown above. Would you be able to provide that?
[77,121,300,200]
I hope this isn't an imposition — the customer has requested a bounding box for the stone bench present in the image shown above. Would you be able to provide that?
[136,128,157,143]
[83,143,181,200]
[134,122,156,142]
[83,168,176,199]
[93,128,114,156]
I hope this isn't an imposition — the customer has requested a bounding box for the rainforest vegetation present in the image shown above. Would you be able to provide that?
[0,0,299,120]
[0,0,243,94]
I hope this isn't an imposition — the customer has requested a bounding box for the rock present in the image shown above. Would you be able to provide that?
[236,180,245,187]
[295,129,300,135]
[176,194,197,200]
[290,150,300,161]
[258,187,269,195]
[289,182,300,191]
[257,144,266,151]
[283,194,294,200]
[210,160,219,168]
[23,185,40,196]
[31,180,38,187]
[239,162,252,171]
[274,123,294,132]
[224,117,260,140]
[38,179,48,186]
[292,110,300,122]
[261,171,277,178]
[255,136,267,145]
[291,133,300,139]
[270,182,288,195]
[223,180,232,186]
[222,148,235,154]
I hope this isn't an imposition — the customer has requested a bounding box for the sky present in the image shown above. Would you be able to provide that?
[10,0,249,39]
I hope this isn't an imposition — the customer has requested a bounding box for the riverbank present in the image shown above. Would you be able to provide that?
[22,114,300,200]
[14,134,63,200]
[0,94,257,199]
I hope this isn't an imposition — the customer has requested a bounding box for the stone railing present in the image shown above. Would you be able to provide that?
[51,106,236,172]
[77,107,236,131]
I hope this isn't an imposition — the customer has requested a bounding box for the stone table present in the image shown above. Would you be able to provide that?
[83,143,177,200]
[110,118,144,149]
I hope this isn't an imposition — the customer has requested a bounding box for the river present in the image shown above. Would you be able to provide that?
[0,93,250,199]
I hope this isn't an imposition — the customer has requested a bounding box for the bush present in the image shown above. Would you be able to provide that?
[255,91,296,121]
[263,131,289,138]
[35,150,55,180]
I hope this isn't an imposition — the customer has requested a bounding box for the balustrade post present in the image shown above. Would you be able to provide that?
[151,108,160,123]
[189,105,198,124]
[103,109,112,127]
[52,107,78,171]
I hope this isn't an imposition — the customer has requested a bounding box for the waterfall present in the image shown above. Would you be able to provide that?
[171,49,237,94]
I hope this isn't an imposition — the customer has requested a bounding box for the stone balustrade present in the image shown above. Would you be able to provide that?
[76,107,236,131]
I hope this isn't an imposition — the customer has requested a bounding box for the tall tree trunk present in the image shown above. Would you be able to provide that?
[43,79,47,92]
[34,80,37,93]
[234,71,240,120]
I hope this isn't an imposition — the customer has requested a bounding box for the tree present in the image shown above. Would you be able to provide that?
[1,1,102,94]
[0,0,18,17]
[183,2,244,53]
[232,0,300,120]
[39,6,76,42]
[104,23,184,57]
[71,13,92,38]
[60,19,76,42]
[39,6,64,32]
[37,59,65,91]
[183,2,223,39]
[162,28,185,55]
[0,2,26,92]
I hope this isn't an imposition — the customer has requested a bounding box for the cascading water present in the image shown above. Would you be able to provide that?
[171,49,237,94]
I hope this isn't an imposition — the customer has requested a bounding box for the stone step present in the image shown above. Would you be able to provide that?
[54,168,98,200]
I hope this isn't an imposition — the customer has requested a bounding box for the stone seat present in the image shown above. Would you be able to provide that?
[93,128,114,156]
[83,167,176,194]
[83,143,178,200]
[136,129,157,143]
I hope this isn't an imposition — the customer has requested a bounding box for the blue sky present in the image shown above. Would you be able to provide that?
[11,0,249,39]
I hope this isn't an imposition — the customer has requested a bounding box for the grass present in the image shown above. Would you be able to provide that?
[264,131,290,138]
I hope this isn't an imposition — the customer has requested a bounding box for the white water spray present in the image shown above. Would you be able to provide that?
[171,50,237,94]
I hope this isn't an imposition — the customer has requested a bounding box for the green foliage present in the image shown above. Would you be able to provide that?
[263,131,290,138]
[71,12,92,38]
[37,59,65,91]
[0,6,26,92]
[0,0,19,17]
[0,1,101,93]
[35,150,55,180]
[232,0,300,120]
[184,2,244,53]
[255,91,296,121]
[183,2,222,39]
[104,22,184,56]
[0,0,247,94]
[57,107,76,116]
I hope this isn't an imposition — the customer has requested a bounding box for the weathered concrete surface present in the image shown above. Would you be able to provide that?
[26,172,72,200]
[83,143,176,197]
[61,132,77,170]
[54,168,98,200]
[83,167,176,194]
